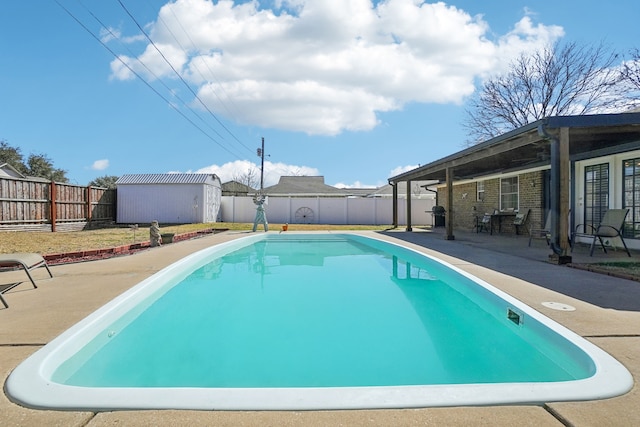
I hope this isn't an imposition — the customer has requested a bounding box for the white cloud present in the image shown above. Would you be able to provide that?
[389,164,419,178]
[91,159,110,170]
[110,0,564,135]
[100,27,120,44]
[100,26,146,44]
[491,16,564,76]
[194,159,320,187]
[333,180,381,189]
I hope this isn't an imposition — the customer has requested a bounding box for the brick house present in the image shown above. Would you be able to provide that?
[388,113,640,263]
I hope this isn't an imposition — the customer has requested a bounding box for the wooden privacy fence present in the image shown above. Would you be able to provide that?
[0,176,116,232]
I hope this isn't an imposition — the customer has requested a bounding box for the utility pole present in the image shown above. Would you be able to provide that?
[257,137,265,194]
[252,137,268,232]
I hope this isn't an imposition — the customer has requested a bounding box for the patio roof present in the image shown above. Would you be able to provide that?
[388,113,640,184]
[387,112,640,262]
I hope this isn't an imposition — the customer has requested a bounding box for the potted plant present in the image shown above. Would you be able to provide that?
[161,233,175,244]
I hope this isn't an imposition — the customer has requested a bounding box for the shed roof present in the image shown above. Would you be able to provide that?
[116,173,220,185]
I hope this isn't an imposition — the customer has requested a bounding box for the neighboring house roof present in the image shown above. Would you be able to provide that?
[373,181,438,197]
[0,163,26,178]
[116,173,221,185]
[263,176,346,195]
[258,176,434,198]
[222,180,255,194]
[343,187,378,197]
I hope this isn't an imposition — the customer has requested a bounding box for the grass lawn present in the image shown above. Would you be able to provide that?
[0,223,391,255]
[574,261,640,281]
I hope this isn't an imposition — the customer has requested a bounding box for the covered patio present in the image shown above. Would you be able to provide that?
[388,112,640,264]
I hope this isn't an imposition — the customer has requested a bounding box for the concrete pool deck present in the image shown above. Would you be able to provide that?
[1,229,638,426]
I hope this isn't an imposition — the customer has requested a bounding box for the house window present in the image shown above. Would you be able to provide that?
[476,181,485,201]
[500,176,519,211]
[623,158,640,238]
[584,163,609,231]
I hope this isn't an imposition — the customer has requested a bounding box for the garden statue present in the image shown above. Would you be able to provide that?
[150,220,162,246]
[252,195,269,232]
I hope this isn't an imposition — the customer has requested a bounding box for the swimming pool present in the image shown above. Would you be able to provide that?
[6,233,633,410]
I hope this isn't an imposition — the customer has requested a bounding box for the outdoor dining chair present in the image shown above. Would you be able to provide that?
[529,213,551,246]
[513,209,530,235]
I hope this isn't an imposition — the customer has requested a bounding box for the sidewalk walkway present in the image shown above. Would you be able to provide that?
[1,230,639,426]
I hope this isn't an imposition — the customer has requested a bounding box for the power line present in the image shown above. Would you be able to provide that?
[79,1,231,144]
[54,0,246,160]
[162,0,245,125]
[116,0,255,155]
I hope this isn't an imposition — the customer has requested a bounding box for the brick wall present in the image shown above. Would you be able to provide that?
[437,170,547,234]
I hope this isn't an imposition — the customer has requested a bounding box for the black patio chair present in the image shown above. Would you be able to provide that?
[571,208,631,257]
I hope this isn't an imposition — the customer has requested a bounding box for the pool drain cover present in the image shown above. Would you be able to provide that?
[541,302,576,311]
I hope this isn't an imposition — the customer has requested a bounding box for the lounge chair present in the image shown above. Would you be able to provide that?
[0,253,53,308]
[571,208,631,257]
[529,212,551,246]
[513,209,530,235]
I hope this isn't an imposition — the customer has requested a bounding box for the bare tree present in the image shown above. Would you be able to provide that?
[464,41,624,144]
[621,48,640,99]
[232,167,259,190]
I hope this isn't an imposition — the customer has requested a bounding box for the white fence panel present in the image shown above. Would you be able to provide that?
[220,196,255,223]
[318,198,346,224]
[347,198,375,224]
[263,196,290,223]
[219,196,434,225]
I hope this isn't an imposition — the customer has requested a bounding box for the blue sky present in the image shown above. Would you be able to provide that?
[1,1,638,188]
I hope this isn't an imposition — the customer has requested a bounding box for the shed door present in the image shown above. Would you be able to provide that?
[205,185,216,222]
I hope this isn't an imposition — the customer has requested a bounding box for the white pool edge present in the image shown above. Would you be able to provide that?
[5,232,634,411]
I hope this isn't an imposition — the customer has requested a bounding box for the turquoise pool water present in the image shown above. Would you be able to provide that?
[6,233,633,410]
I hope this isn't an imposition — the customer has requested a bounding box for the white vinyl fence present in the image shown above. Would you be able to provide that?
[219,196,435,226]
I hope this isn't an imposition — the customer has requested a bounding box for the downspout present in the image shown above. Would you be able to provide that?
[422,184,439,206]
[537,122,568,260]
[390,181,398,228]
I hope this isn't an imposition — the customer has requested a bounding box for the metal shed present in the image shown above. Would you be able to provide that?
[116,174,222,224]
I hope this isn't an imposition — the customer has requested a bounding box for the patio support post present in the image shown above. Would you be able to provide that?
[392,182,398,228]
[445,167,455,240]
[545,126,571,264]
[406,180,412,231]
[559,127,571,256]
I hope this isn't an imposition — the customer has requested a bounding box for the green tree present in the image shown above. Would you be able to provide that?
[0,140,68,181]
[88,175,119,189]
[26,153,68,182]
[0,140,28,174]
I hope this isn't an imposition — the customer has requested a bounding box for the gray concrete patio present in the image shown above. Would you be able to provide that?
[1,229,638,426]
